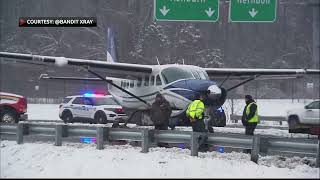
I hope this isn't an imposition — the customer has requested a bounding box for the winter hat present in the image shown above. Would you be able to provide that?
[245,95,253,100]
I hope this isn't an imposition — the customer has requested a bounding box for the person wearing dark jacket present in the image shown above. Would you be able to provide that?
[242,95,259,153]
[151,93,172,148]
[151,93,172,130]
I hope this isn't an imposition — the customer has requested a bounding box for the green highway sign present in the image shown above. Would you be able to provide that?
[229,0,277,22]
[154,0,219,22]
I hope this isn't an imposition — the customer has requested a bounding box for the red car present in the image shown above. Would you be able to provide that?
[0,92,28,123]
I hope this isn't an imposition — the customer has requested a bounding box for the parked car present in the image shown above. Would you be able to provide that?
[0,92,28,123]
[286,100,320,132]
[59,93,127,124]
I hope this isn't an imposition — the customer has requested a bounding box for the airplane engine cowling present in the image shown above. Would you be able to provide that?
[204,87,227,109]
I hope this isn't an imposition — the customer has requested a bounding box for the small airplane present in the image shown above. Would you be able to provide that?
[0,51,319,125]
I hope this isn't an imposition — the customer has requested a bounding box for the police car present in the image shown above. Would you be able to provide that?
[59,93,127,124]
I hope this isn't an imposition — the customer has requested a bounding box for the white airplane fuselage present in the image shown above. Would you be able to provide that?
[108,64,224,111]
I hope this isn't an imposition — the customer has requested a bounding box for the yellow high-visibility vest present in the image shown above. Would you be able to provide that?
[246,102,259,123]
[186,100,205,120]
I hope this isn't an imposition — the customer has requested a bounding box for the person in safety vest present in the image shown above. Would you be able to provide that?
[186,93,207,132]
[186,92,209,152]
[241,95,259,136]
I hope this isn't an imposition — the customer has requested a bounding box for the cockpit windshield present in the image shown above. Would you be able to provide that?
[161,67,194,84]
[190,69,210,80]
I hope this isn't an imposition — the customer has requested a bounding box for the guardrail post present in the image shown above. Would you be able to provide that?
[55,124,62,146]
[16,123,24,144]
[61,124,68,137]
[191,132,199,156]
[141,129,149,153]
[96,127,104,150]
[251,135,260,163]
[23,123,29,135]
[104,127,110,144]
[316,137,320,168]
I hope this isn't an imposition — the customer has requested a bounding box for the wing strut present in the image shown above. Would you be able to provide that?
[219,74,232,88]
[227,75,261,92]
[86,68,150,107]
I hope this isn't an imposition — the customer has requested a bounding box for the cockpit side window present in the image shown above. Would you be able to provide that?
[161,67,194,84]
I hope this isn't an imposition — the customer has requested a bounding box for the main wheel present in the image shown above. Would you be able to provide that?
[62,111,73,124]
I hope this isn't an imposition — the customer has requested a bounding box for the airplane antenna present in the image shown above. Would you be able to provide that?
[156,56,160,65]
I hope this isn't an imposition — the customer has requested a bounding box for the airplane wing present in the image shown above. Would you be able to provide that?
[0,52,153,78]
[204,68,320,80]
[39,74,106,82]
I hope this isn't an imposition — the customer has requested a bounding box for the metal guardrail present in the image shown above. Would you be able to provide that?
[230,114,286,125]
[0,122,319,167]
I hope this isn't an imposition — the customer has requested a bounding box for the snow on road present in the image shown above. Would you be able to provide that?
[1,140,318,178]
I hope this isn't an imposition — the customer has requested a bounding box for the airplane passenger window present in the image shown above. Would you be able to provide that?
[137,77,142,87]
[150,75,155,86]
[156,75,162,85]
[144,76,149,86]
[161,67,194,84]
[130,80,134,88]
[127,81,130,88]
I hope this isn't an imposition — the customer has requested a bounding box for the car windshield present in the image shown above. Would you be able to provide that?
[92,97,118,106]
[307,101,320,109]
[161,67,194,84]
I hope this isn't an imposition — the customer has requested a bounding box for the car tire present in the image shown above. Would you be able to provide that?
[94,112,107,124]
[1,110,18,123]
[288,116,299,130]
[62,111,73,124]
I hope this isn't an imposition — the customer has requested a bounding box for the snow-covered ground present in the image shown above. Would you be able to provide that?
[1,99,319,178]
[1,140,318,178]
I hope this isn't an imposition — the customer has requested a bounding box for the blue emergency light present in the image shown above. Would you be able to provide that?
[80,137,96,143]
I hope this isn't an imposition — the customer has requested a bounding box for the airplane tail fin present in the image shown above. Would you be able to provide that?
[106,27,117,63]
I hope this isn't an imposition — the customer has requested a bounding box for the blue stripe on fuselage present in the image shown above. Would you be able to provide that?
[164,79,217,92]
[164,79,218,102]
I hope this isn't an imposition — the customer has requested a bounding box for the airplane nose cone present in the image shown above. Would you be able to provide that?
[207,85,221,99]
